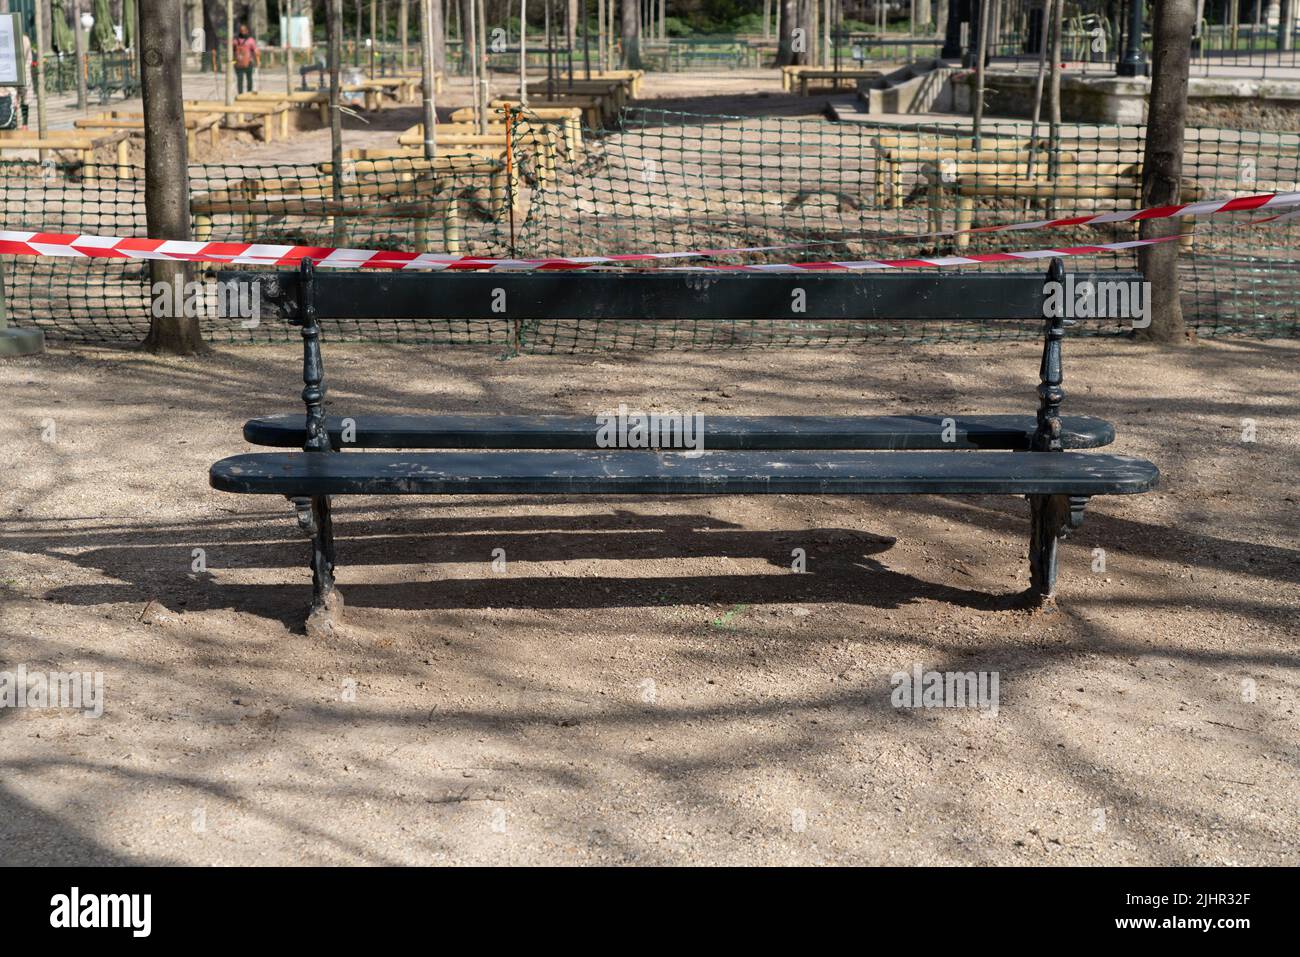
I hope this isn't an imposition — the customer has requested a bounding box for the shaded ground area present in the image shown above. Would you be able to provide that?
[0,338,1297,865]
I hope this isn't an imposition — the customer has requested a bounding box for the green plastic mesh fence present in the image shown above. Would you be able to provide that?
[1,108,1297,350]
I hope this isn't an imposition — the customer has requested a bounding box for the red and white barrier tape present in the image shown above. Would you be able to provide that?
[963,190,1300,236]
[0,189,1292,273]
[0,228,1186,271]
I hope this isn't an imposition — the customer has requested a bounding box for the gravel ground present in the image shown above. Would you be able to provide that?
[0,337,1297,866]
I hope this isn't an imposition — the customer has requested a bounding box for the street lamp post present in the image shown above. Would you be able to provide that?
[1117,0,1148,76]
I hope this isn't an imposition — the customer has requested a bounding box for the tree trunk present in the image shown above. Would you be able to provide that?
[74,0,88,109]
[432,0,444,73]
[1047,0,1062,177]
[620,0,640,67]
[972,0,989,143]
[420,0,436,155]
[475,0,488,130]
[369,0,377,77]
[567,0,577,66]
[203,0,221,70]
[139,0,208,354]
[400,0,408,68]
[282,0,293,92]
[251,0,269,37]
[776,0,796,64]
[520,0,529,98]
[1138,0,1195,343]
[459,0,472,72]
[329,0,345,244]
[224,0,233,104]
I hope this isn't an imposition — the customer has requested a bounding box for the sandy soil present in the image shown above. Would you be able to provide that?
[187,69,832,168]
[0,337,1296,865]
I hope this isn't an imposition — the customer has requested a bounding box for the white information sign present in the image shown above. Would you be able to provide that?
[0,15,25,87]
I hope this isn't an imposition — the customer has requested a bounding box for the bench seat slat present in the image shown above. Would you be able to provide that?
[243,414,1116,451]
[211,450,1158,497]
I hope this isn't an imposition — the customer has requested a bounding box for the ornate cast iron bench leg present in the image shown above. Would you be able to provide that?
[292,257,344,635]
[1024,257,1085,608]
[292,495,343,636]
[1026,493,1089,607]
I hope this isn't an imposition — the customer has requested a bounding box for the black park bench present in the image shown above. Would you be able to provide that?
[210,259,1158,635]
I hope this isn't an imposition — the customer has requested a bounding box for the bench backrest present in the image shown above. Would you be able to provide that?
[214,259,1144,457]
[218,262,1141,324]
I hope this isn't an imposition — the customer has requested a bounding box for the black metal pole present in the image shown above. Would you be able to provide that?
[963,0,981,68]
[1117,0,1148,76]
[942,0,964,59]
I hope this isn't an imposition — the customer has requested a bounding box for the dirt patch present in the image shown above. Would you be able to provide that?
[0,337,1296,865]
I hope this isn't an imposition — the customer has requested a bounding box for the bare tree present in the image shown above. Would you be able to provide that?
[776,0,796,65]
[203,0,222,70]
[328,0,345,244]
[400,0,409,68]
[140,0,208,354]
[420,0,436,155]
[74,0,88,109]
[620,0,640,67]
[1046,0,1062,179]
[1138,0,1196,343]
[432,0,445,74]
[971,0,990,146]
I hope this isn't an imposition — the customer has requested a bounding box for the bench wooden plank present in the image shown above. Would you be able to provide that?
[224,270,1142,322]
[242,414,1116,451]
[211,450,1158,497]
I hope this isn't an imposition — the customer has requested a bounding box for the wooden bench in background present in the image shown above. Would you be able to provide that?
[74,110,224,156]
[448,105,584,160]
[237,91,332,126]
[0,128,133,179]
[189,154,509,250]
[184,99,291,142]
